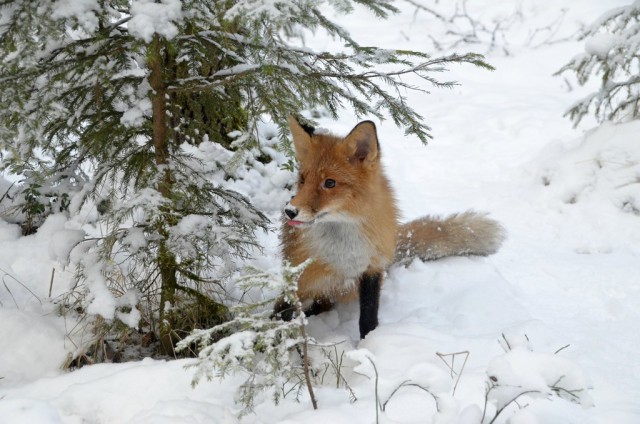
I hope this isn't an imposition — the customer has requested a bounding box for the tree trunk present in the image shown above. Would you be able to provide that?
[148,34,179,355]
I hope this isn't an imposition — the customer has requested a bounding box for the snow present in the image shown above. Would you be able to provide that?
[0,309,71,383]
[115,290,141,328]
[84,264,117,319]
[121,227,148,253]
[584,34,619,58]
[1,0,640,423]
[120,97,152,128]
[226,0,300,21]
[128,0,183,42]
[48,228,85,265]
[50,0,100,33]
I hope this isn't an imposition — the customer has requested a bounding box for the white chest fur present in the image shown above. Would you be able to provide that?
[304,221,374,279]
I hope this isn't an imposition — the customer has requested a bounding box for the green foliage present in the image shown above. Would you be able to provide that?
[0,0,268,342]
[7,181,72,235]
[0,0,492,347]
[556,3,640,125]
[178,260,314,415]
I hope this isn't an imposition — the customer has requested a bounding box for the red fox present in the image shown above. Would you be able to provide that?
[275,116,505,339]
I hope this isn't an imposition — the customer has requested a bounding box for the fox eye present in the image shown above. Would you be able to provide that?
[324,178,336,189]
[299,175,305,185]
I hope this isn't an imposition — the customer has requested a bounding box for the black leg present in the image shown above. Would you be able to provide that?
[359,272,381,339]
[306,297,334,317]
[272,297,294,321]
[273,297,334,321]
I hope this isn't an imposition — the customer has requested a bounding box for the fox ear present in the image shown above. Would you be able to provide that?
[288,115,314,163]
[344,121,379,166]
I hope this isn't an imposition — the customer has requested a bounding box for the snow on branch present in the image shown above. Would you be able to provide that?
[556,2,640,125]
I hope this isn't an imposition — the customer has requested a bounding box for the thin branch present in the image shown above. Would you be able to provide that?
[296,301,318,410]
[0,265,43,307]
[554,344,570,355]
[48,268,56,298]
[0,180,16,204]
[436,350,470,395]
[501,333,512,352]
[488,390,541,424]
[399,0,447,21]
[382,380,439,412]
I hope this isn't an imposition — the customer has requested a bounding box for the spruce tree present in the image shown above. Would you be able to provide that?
[556,3,640,125]
[0,0,491,353]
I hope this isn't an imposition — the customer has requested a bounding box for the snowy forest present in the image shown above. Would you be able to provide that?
[0,0,638,423]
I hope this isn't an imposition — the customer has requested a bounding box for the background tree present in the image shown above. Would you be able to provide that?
[556,2,640,125]
[0,0,491,355]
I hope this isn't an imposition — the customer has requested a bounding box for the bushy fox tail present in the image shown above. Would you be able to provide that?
[394,211,506,265]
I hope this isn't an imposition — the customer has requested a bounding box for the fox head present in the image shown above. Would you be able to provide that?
[284,116,381,227]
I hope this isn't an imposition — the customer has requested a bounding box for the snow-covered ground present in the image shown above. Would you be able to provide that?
[1,1,639,423]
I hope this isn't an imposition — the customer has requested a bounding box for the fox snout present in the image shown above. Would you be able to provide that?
[284,205,298,220]
[284,200,325,227]
[284,202,306,227]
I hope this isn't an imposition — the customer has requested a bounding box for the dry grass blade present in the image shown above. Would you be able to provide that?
[436,350,470,395]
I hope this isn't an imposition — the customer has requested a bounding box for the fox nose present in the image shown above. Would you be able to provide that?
[284,205,298,220]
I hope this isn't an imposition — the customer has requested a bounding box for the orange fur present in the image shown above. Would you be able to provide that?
[282,117,398,305]
[281,117,505,315]
[395,212,505,264]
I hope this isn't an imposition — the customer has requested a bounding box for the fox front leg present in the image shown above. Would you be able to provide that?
[358,272,381,339]
[272,297,334,321]
[272,297,295,321]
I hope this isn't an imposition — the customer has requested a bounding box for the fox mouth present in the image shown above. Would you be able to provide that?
[287,220,308,227]
[286,212,328,227]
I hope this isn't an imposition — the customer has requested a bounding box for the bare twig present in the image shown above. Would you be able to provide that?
[400,0,447,21]
[488,389,541,424]
[381,380,439,412]
[319,343,357,402]
[0,180,16,204]
[353,356,381,423]
[0,265,42,307]
[554,344,571,355]
[296,302,318,410]
[48,268,56,298]
[369,357,380,424]
[436,350,470,395]
[500,333,512,352]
